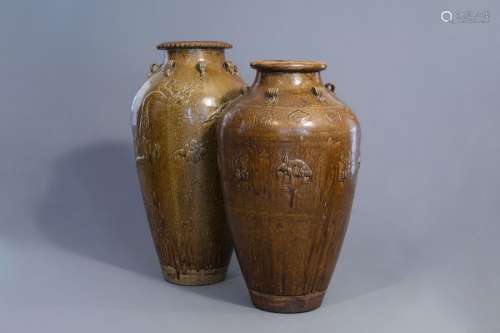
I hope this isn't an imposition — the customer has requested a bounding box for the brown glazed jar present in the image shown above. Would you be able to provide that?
[132,41,246,285]
[217,60,360,312]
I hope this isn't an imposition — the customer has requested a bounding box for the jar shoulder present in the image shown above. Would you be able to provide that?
[134,69,245,105]
[132,69,245,128]
[220,89,360,140]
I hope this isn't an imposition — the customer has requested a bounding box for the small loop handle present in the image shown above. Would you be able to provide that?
[325,82,335,93]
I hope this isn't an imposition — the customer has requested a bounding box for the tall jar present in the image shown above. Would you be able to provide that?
[132,41,246,285]
[217,60,361,311]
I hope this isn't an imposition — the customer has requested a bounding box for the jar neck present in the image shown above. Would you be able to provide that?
[252,71,323,91]
[164,49,226,65]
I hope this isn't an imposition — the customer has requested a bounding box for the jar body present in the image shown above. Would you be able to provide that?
[132,42,246,285]
[217,61,360,311]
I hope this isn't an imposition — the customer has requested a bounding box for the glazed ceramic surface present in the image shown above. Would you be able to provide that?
[132,41,246,285]
[217,60,360,311]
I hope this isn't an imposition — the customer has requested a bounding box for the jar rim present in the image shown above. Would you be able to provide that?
[250,60,327,72]
[157,40,232,50]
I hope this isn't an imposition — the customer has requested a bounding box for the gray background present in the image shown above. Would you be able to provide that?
[1,0,499,332]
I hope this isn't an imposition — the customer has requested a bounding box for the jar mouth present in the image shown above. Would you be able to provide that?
[250,60,327,72]
[157,40,232,50]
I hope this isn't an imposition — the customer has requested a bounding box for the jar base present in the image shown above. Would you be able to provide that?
[161,265,228,286]
[249,290,325,313]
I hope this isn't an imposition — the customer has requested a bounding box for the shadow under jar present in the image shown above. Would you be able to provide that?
[217,60,361,312]
[132,41,246,285]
